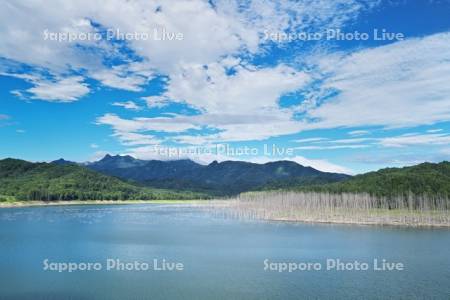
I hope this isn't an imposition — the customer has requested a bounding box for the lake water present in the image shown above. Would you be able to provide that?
[0,204,449,299]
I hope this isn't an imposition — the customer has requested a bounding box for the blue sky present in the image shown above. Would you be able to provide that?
[1,0,450,174]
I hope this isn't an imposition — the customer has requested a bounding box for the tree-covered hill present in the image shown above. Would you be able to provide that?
[0,158,205,201]
[297,161,450,197]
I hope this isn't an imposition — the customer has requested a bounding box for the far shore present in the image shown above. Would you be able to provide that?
[266,216,450,228]
[1,199,449,228]
[203,200,450,228]
[0,199,206,208]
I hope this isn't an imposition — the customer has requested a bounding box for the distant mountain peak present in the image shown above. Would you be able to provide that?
[51,158,75,166]
[101,154,136,160]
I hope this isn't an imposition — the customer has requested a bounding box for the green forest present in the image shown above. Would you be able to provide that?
[0,159,206,201]
[296,161,450,198]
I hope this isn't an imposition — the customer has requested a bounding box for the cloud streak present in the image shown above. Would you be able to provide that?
[112,101,142,111]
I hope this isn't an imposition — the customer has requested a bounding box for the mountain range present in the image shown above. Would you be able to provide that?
[83,155,350,195]
[2,155,449,202]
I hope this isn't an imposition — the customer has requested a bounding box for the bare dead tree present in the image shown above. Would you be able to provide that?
[204,191,450,227]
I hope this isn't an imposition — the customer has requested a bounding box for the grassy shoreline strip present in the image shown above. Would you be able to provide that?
[0,199,205,208]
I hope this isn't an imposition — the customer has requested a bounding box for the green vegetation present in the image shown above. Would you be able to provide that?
[0,199,205,208]
[294,161,450,199]
[0,158,207,201]
[0,195,16,202]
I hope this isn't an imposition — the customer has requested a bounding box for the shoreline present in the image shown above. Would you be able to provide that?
[1,200,449,228]
[266,216,450,228]
[203,200,450,228]
[0,199,205,208]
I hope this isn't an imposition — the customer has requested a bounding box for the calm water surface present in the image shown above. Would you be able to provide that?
[0,204,449,299]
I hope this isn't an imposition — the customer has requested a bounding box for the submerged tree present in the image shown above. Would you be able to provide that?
[209,191,450,226]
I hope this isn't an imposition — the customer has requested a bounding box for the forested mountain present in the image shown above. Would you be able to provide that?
[0,158,205,201]
[298,161,450,197]
[88,155,202,182]
[87,155,350,195]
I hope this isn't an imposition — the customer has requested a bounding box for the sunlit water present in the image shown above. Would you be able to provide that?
[0,204,449,299]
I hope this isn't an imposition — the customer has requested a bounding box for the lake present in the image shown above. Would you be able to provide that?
[0,204,449,299]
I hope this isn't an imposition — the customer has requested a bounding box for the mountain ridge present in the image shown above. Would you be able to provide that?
[85,155,350,195]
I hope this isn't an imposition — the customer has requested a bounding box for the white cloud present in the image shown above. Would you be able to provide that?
[2,72,90,102]
[379,133,450,148]
[96,113,202,147]
[348,130,370,136]
[427,129,443,133]
[218,0,375,48]
[244,156,352,174]
[112,131,162,146]
[112,101,142,111]
[293,132,450,150]
[90,143,99,149]
[293,136,376,150]
[26,76,89,102]
[0,0,371,99]
[2,71,91,102]
[0,0,257,88]
[97,63,310,145]
[10,90,26,99]
[305,32,450,130]
[0,0,390,149]
[143,96,172,109]
[90,63,154,92]
[295,145,369,150]
[166,62,308,115]
[293,137,328,143]
[325,137,374,144]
